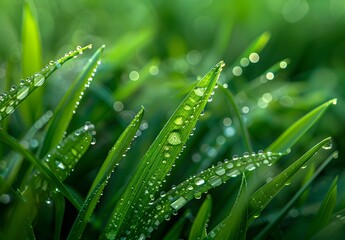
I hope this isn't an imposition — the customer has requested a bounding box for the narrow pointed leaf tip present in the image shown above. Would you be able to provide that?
[0,44,92,122]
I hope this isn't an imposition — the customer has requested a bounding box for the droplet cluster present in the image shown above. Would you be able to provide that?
[0,45,92,122]
[131,150,281,239]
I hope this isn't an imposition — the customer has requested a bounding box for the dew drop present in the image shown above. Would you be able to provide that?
[226,162,234,169]
[5,106,14,114]
[33,74,45,87]
[208,175,222,187]
[322,139,333,150]
[194,87,206,97]
[184,104,192,111]
[173,117,183,126]
[167,132,182,145]
[227,169,241,177]
[215,167,226,176]
[245,163,256,171]
[194,178,205,186]
[170,196,187,210]
[17,86,30,100]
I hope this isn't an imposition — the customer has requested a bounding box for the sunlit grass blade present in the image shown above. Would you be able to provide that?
[0,45,91,122]
[163,210,191,240]
[20,0,43,126]
[188,195,212,240]
[248,137,332,222]
[143,151,282,237]
[267,99,337,154]
[67,108,144,240]
[39,45,104,157]
[103,61,224,239]
[254,151,338,240]
[52,193,65,240]
[306,176,338,239]
[218,84,252,152]
[206,174,247,240]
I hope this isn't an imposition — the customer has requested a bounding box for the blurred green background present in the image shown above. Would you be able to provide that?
[0,0,344,238]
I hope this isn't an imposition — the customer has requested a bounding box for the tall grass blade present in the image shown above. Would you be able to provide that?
[268,99,337,154]
[248,137,333,222]
[311,208,345,239]
[163,210,191,240]
[39,45,104,157]
[206,174,247,240]
[53,193,65,240]
[254,151,337,240]
[103,61,224,239]
[306,176,338,239]
[0,45,91,122]
[67,108,144,240]
[20,0,43,126]
[188,195,212,240]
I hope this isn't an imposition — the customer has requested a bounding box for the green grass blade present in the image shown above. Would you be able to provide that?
[39,45,104,157]
[218,84,253,152]
[67,108,144,240]
[143,151,282,237]
[52,193,65,240]
[306,176,338,239]
[248,137,333,222]
[254,151,337,240]
[188,195,212,240]
[311,208,345,239]
[163,210,192,240]
[206,174,248,240]
[267,99,337,153]
[103,61,224,239]
[20,0,43,126]
[0,45,91,122]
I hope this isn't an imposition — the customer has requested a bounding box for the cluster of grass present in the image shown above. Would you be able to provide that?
[0,1,344,239]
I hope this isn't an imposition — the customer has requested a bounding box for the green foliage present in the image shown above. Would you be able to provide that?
[0,1,342,240]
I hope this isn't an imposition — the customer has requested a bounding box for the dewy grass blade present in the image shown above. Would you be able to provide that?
[39,45,104,157]
[188,195,212,240]
[0,45,92,122]
[254,151,337,240]
[21,0,43,126]
[248,137,333,222]
[163,210,192,240]
[267,99,337,154]
[306,176,338,239]
[52,193,65,240]
[103,61,224,239]
[206,174,248,240]
[142,151,282,237]
[67,108,144,240]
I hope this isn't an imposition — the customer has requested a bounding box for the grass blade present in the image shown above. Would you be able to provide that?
[103,61,224,239]
[163,210,192,240]
[311,209,345,239]
[248,137,333,222]
[206,174,248,240]
[188,195,212,240]
[39,45,104,157]
[306,176,338,239]
[267,99,337,154]
[143,151,282,237]
[52,193,65,240]
[20,0,43,126]
[254,151,338,240]
[67,108,144,240]
[0,45,91,122]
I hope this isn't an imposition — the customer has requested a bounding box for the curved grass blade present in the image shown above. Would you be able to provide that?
[248,137,333,223]
[67,108,144,240]
[0,45,92,122]
[267,99,337,154]
[218,84,253,153]
[306,176,338,239]
[188,195,212,240]
[142,152,282,238]
[103,61,224,239]
[39,45,104,157]
[206,174,247,240]
[254,151,338,240]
